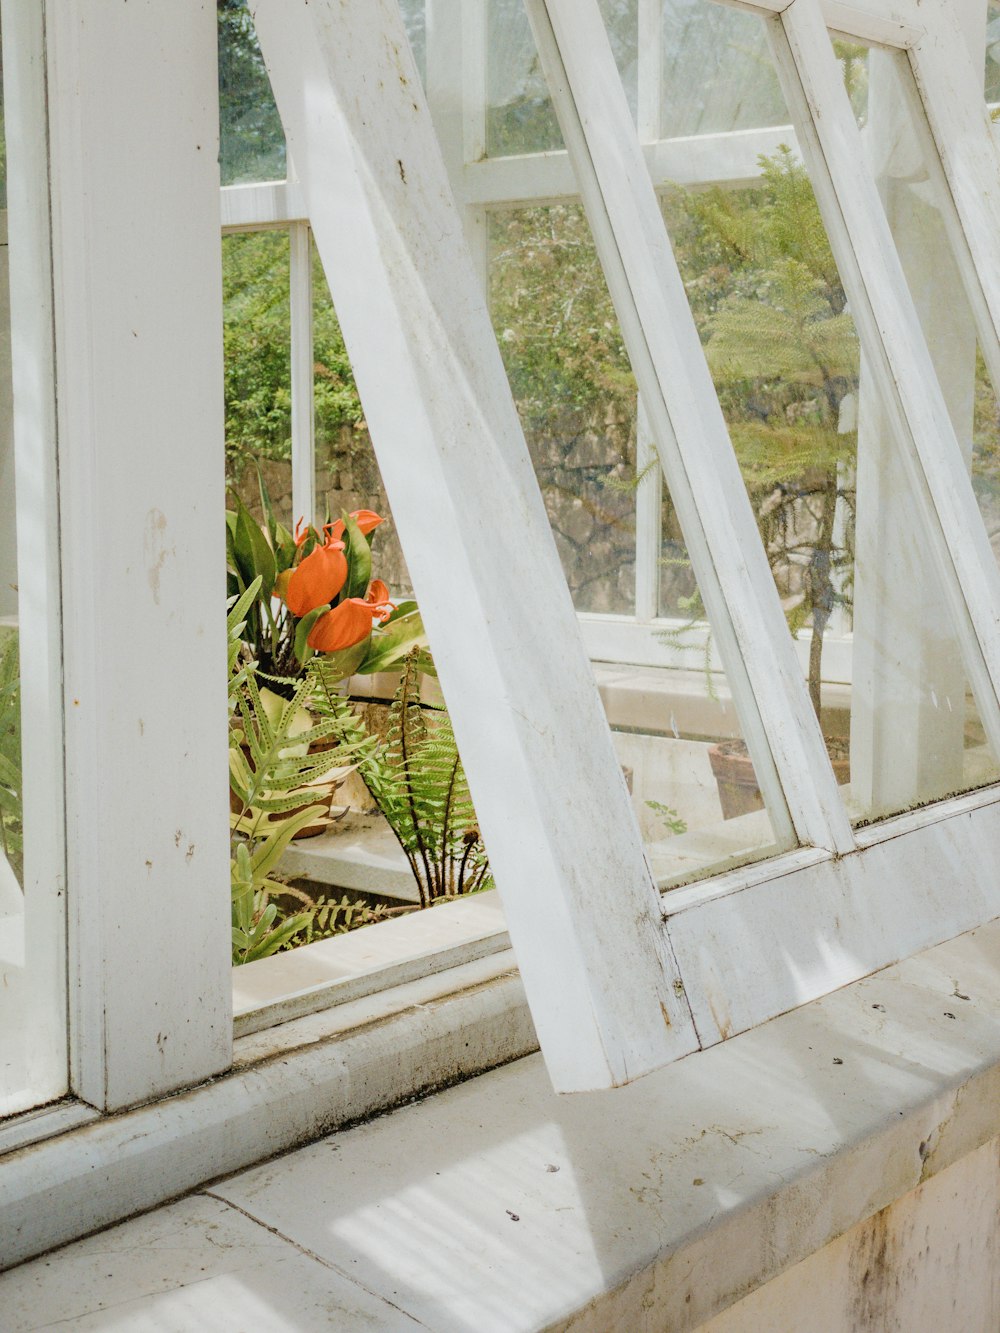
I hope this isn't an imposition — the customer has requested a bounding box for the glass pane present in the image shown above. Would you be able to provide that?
[656,9,1000,830]
[218,0,286,186]
[833,39,1000,819]
[313,238,414,601]
[660,0,787,138]
[399,0,427,87]
[1,16,67,1116]
[489,204,637,615]
[487,203,786,883]
[486,0,637,157]
[987,4,1000,105]
[223,230,292,527]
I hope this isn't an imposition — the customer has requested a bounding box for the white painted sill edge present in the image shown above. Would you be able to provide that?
[2,919,1000,1329]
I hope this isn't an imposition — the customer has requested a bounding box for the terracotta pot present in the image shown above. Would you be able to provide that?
[708,738,849,821]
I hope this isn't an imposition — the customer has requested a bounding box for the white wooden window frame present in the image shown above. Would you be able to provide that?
[3,0,1000,1154]
[245,0,1000,1087]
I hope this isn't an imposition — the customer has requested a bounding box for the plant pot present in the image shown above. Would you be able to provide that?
[708,738,850,821]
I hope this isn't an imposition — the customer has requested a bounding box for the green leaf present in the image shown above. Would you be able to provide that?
[249,803,327,879]
[311,637,369,684]
[359,608,428,676]
[254,460,280,552]
[341,512,371,600]
[382,599,418,625]
[232,495,276,600]
[293,604,330,667]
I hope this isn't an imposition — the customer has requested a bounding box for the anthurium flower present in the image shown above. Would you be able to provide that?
[327,509,383,542]
[307,599,376,653]
[307,585,395,653]
[285,538,347,618]
[365,580,393,618]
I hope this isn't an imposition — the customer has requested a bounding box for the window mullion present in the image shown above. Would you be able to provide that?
[637,0,662,144]
[634,396,661,624]
[528,0,855,856]
[46,0,231,1111]
[3,0,68,1110]
[252,0,700,1093]
[905,13,1000,400]
[772,0,1000,767]
[289,221,316,528]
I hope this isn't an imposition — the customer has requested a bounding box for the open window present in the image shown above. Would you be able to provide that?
[3,0,1000,1134]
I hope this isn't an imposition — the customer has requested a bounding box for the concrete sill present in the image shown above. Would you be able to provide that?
[5,917,1000,1327]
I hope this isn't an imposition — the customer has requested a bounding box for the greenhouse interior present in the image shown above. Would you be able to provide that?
[2,0,1000,1327]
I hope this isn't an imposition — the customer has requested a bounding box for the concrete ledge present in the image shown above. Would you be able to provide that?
[4,917,1000,1328]
[213,920,1000,1331]
[0,953,536,1271]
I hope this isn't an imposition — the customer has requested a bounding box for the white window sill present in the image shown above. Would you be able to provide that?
[4,915,1000,1326]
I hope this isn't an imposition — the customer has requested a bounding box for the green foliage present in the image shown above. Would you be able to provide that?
[223,232,293,469]
[311,653,492,909]
[230,806,323,965]
[226,469,426,687]
[490,204,634,429]
[289,893,391,947]
[217,0,285,187]
[664,147,859,715]
[0,630,22,886]
[230,671,364,825]
[227,630,369,964]
[223,233,364,478]
[645,800,687,838]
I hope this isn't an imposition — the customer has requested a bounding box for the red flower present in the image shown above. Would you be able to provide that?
[307,583,395,653]
[285,539,347,617]
[327,509,383,542]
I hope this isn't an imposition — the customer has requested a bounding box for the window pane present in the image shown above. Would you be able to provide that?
[218,0,286,186]
[313,237,414,601]
[658,10,1000,829]
[1,17,67,1116]
[830,38,1000,821]
[223,230,292,527]
[486,0,637,157]
[489,204,637,616]
[487,208,787,884]
[659,0,789,138]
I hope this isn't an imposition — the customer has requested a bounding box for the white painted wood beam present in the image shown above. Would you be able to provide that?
[906,10,1000,399]
[46,1,232,1109]
[2,0,68,1113]
[289,222,316,528]
[251,0,699,1092]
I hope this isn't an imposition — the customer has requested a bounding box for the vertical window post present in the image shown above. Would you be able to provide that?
[47,0,232,1110]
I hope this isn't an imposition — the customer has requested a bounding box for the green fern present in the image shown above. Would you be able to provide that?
[230,670,367,830]
[227,620,369,963]
[286,893,391,947]
[310,652,492,908]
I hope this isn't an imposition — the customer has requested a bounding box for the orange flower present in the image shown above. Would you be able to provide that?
[365,580,393,620]
[307,598,376,653]
[307,583,395,653]
[327,509,383,542]
[285,539,347,617]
